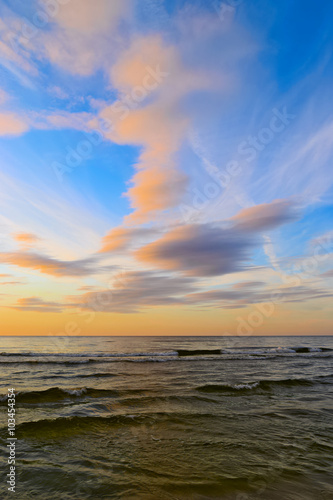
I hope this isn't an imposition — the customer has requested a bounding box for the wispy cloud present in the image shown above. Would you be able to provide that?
[68,270,197,313]
[11,297,63,312]
[0,251,115,278]
[99,227,160,253]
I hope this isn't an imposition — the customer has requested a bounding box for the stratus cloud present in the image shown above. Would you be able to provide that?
[231,199,299,231]
[136,199,300,277]
[232,281,265,289]
[68,270,197,313]
[12,297,63,313]
[0,281,25,286]
[0,252,114,278]
[67,269,332,314]
[185,283,333,309]
[321,269,333,278]
[136,223,256,277]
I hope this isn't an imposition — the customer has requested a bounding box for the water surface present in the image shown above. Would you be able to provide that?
[0,336,332,499]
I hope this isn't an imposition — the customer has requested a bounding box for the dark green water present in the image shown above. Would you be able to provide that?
[0,336,332,499]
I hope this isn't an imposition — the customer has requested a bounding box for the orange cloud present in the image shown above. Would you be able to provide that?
[98,35,213,222]
[0,281,25,286]
[105,103,189,219]
[110,35,179,91]
[13,232,40,246]
[12,297,63,312]
[99,227,131,252]
[99,226,157,253]
[0,251,114,278]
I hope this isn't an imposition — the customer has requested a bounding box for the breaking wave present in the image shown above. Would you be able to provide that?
[196,375,333,393]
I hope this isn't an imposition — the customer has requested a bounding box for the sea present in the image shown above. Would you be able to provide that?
[0,335,332,499]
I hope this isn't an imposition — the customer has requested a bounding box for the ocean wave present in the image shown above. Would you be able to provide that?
[176,349,221,356]
[0,411,219,436]
[0,414,144,436]
[195,376,332,393]
[0,351,178,358]
[1,346,331,358]
[221,347,332,355]
[0,359,99,365]
[0,346,331,365]
[0,386,150,404]
[0,387,118,404]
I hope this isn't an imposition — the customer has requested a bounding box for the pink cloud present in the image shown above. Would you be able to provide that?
[0,112,29,136]
[231,199,298,231]
[99,35,213,221]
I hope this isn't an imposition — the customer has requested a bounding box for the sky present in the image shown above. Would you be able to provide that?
[0,0,332,336]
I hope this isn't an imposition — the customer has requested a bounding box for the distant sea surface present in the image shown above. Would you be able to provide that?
[0,336,332,499]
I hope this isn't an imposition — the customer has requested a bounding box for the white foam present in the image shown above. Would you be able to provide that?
[64,388,87,396]
[233,382,260,390]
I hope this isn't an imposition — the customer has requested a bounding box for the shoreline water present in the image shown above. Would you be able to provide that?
[0,335,332,499]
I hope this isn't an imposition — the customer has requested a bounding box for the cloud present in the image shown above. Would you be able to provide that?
[0,112,29,136]
[185,283,333,308]
[274,284,333,303]
[11,297,63,313]
[47,86,69,100]
[68,270,197,313]
[231,199,299,232]
[12,232,40,248]
[232,281,265,289]
[99,226,159,253]
[321,269,333,279]
[66,268,332,314]
[0,0,131,84]
[0,281,25,286]
[54,0,128,35]
[37,0,131,76]
[0,251,115,278]
[33,110,92,131]
[136,223,255,277]
[98,34,214,221]
[0,88,9,105]
[0,17,37,76]
[136,199,301,277]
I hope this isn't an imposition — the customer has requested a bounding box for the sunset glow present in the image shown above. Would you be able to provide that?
[0,0,332,336]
